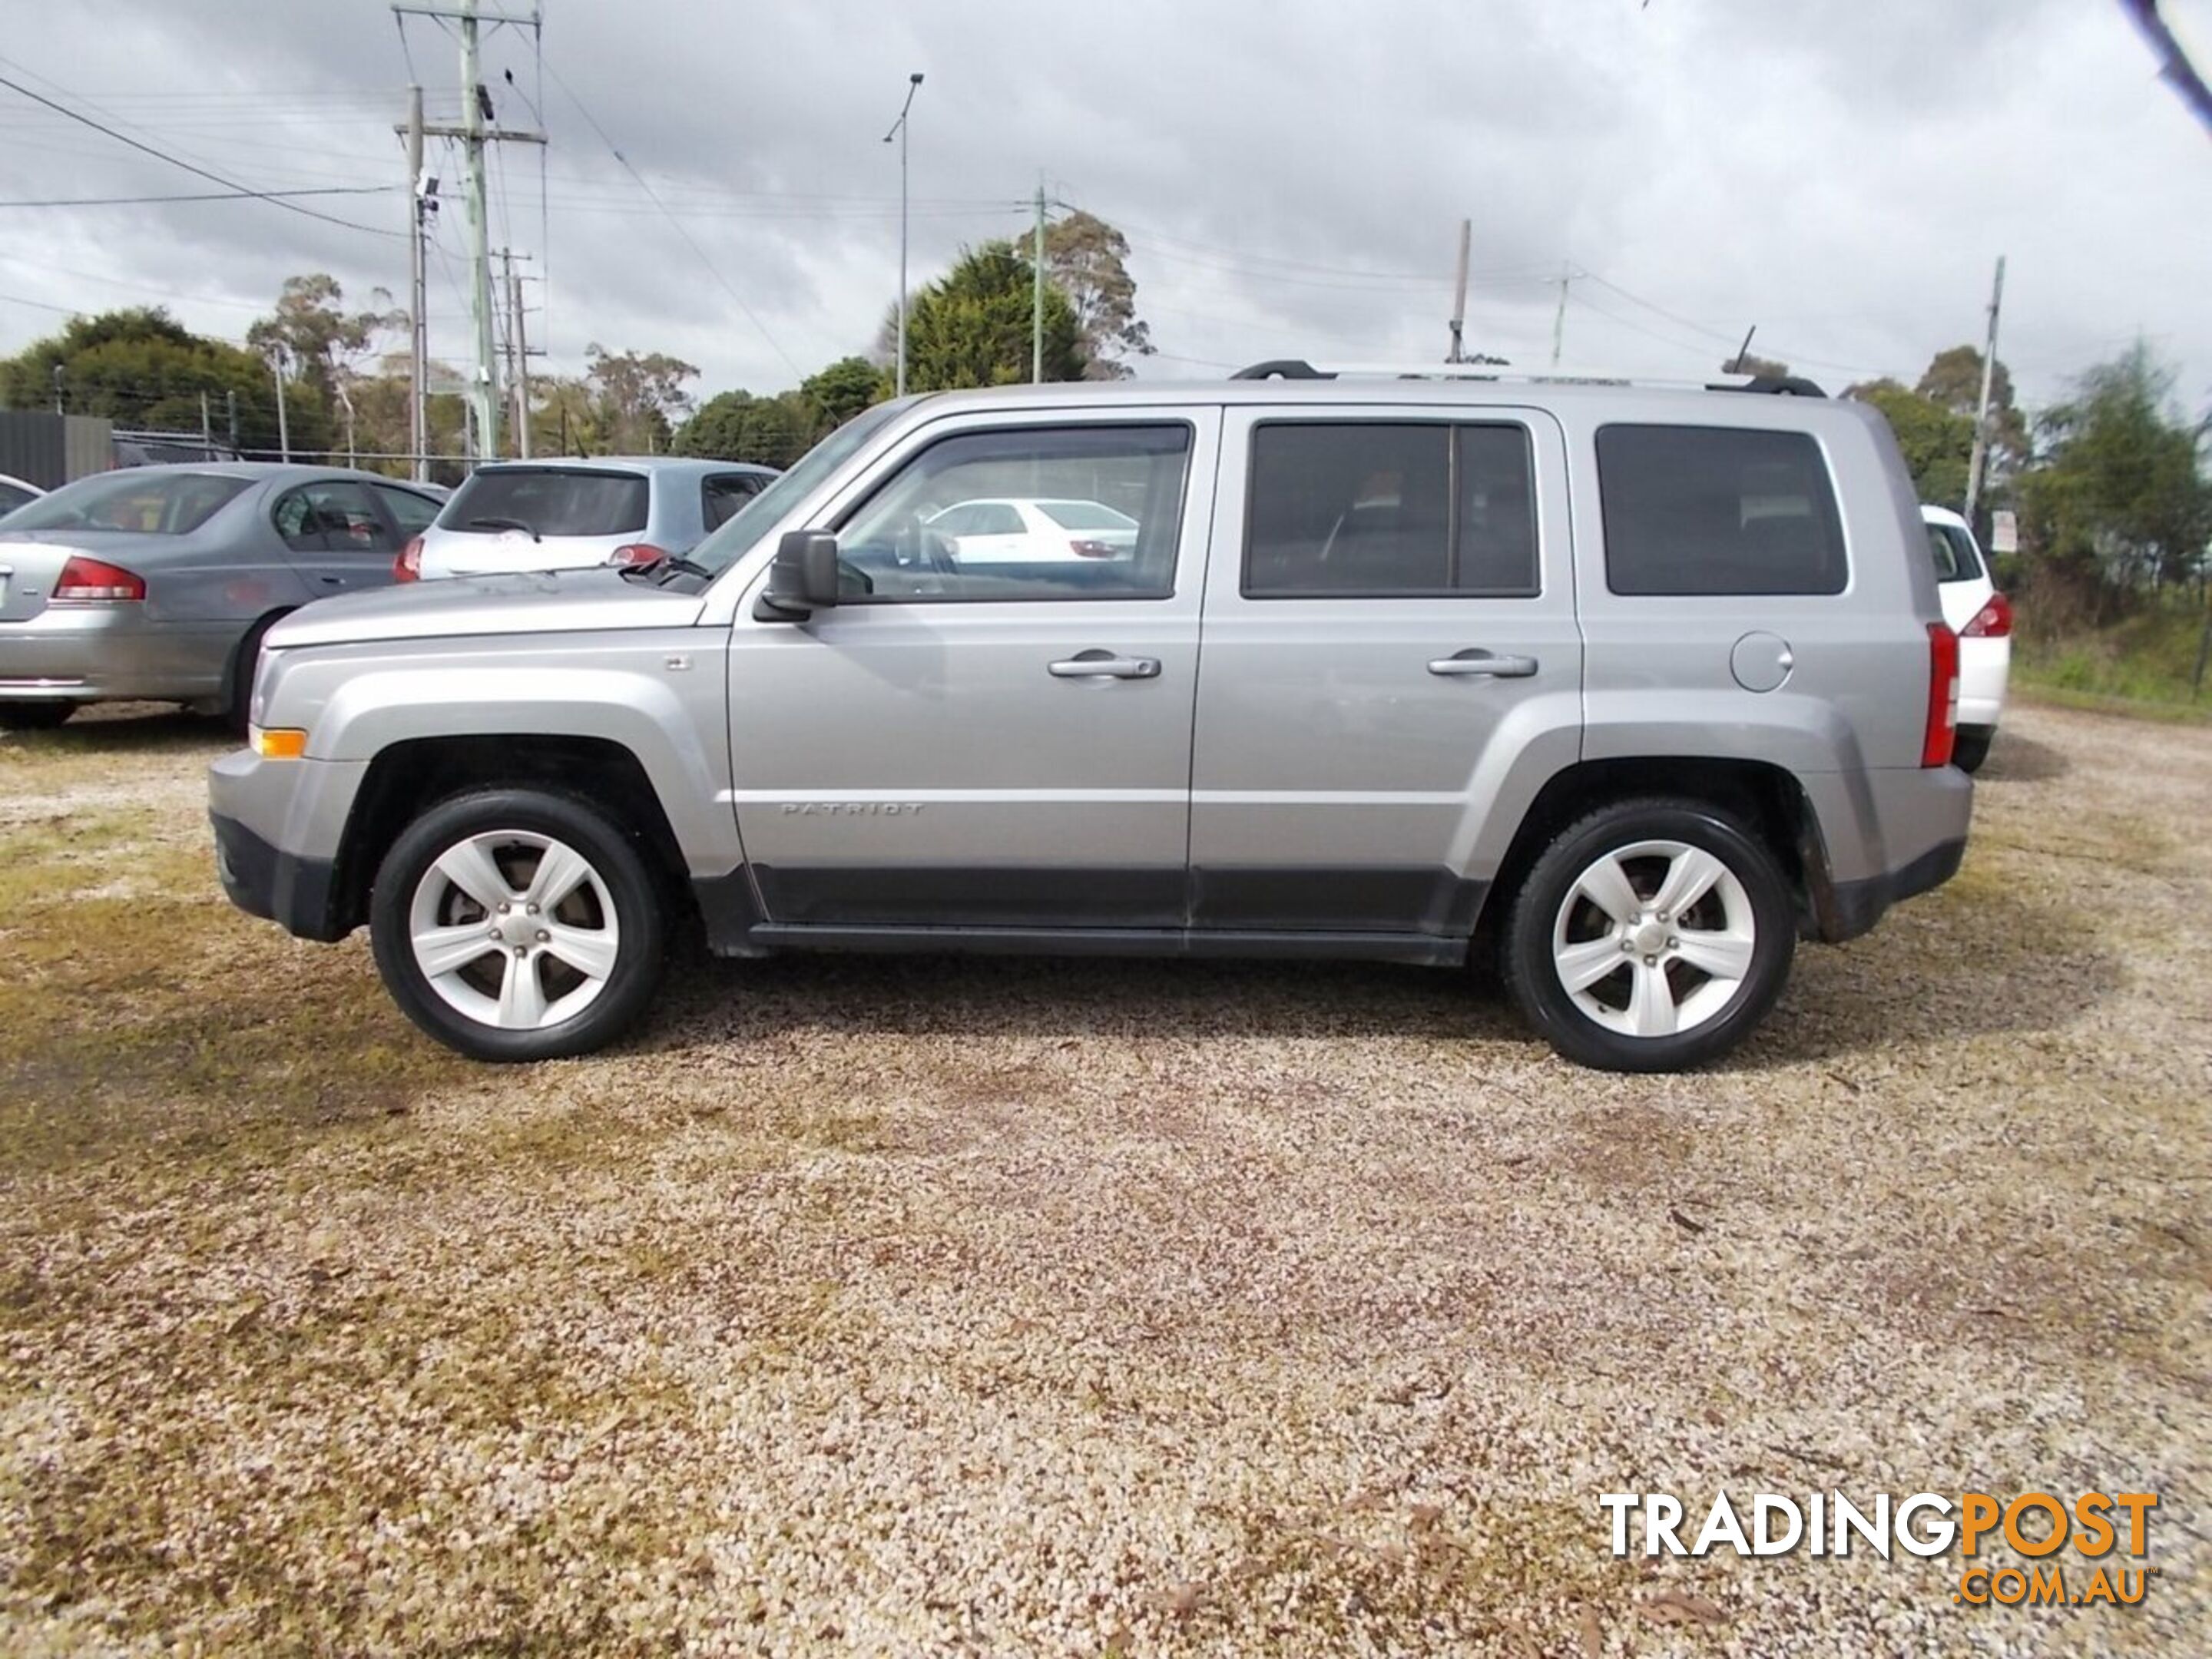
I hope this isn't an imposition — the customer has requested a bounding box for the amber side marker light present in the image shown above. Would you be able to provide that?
[250,727,307,759]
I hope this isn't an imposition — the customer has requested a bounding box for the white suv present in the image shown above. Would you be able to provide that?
[1921,505,2011,773]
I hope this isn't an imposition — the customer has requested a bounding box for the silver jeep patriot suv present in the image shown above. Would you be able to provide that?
[210,362,1973,1072]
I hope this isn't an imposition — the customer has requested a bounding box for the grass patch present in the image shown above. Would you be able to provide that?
[2014,601,2212,714]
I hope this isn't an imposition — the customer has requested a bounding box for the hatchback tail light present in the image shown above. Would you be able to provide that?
[393,536,423,582]
[608,543,670,570]
[52,555,147,601]
[1962,591,2012,638]
[1922,622,1960,768]
[1068,538,1118,559]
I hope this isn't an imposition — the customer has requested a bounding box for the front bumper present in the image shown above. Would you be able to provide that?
[0,606,237,704]
[208,748,369,941]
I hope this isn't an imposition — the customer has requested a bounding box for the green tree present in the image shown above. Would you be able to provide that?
[246,273,402,403]
[899,242,1085,391]
[1041,210,1154,379]
[2020,343,2212,599]
[802,355,888,427]
[675,389,815,467]
[0,305,325,456]
[1845,378,1976,506]
[584,345,699,452]
[1916,343,2028,477]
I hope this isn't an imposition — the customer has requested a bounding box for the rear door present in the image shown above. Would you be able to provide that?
[1190,406,1581,939]
[272,478,401,596]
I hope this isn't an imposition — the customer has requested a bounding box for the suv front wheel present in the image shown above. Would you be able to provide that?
[1506,799,1795,1072]
[369,788,668,1061]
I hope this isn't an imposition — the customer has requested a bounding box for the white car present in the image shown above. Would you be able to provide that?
[923,497,1139,564]
[1922,505,2010,773]
[399,456,778,581]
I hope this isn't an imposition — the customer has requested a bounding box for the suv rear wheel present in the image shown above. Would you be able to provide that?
[369,788,667,1061]
[1505,798,1794,1072]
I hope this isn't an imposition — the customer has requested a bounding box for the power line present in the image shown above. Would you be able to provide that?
[0,184,396,208]
[540,56,801,378]
[0,69,401,237]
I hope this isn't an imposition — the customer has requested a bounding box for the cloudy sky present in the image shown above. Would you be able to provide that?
[2,0,2208,417]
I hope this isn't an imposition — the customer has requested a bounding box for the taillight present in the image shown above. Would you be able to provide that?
[52,555,146,601]
[1068,538,1118,559]
[608,543,670,570]
[393,536,422,582]
[1922,622,1960,768]
[1962,591,2012,638]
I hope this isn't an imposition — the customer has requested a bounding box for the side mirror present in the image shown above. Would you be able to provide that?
[754,530,841,620]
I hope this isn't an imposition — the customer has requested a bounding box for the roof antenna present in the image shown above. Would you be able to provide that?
[1727,326,1757,374]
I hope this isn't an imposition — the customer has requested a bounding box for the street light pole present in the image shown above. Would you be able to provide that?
[883,72,924,398]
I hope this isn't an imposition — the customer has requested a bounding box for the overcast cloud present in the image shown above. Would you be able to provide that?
[2,0,2208,413]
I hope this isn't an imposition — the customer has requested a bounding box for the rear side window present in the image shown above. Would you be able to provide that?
[1243,422,1538,598]
[1598,425,1846,596]
[442,468,649,537]
[1926,523,1983,583]
[703,472,763,531]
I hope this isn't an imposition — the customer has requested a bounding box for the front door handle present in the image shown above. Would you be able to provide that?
[1428,649,1538,679]
[1048,650,1161,680]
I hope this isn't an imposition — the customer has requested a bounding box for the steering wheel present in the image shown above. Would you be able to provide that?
[893,516,960,576]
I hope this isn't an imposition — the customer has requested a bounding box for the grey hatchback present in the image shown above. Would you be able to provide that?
[0,462,443,730]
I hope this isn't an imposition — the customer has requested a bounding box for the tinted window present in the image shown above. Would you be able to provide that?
[836,425,1190,602]
[376,484,442,538]
[1598,425,1846,596]
[1926,523,1982,583]
[274,482,394,552]
[1243,422,1538,598]
[442,467,650,537]
[703,473,763,531]
[4,471,248,535]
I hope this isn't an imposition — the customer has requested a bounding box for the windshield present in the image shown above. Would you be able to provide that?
[690,400,911,575]
[440,467,649,538]
[1038,500,1137,530]
[3,471,249,535]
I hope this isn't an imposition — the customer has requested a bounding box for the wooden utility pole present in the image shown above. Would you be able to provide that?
[1446,220,1469,363]
[1962,255,2007,526]
[1032,174,1046,383]
[405,84,429,480]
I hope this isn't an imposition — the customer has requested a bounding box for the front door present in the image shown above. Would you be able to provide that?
[727,409,1220,931]
[1189,406,1582,939]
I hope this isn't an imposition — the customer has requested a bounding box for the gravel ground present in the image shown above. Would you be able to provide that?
[0,701,2205,1657]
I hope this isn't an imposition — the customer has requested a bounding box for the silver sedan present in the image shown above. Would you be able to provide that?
[0,462,444,731]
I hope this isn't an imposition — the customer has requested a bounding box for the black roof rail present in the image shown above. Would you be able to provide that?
[1228,359,1330,380]
[1710,375,1828,397]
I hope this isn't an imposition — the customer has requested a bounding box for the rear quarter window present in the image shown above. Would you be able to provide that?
[1598,425,1847,596]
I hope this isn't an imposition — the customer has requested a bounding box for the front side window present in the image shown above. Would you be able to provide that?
[835,424,1191,602]
[441,467,650,538]
[1243,422,1538,598]
[1598,425,1847,596]
[4,471,248,535]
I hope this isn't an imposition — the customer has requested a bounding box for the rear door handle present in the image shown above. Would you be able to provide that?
[1428,649,1538,678]
[1048,650,1161,680]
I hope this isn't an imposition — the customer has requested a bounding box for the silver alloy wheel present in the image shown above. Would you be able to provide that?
[406,830,621,1031]
[1549,837,1757,1038]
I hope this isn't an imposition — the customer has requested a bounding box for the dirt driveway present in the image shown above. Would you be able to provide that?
[1,702,2205,1656]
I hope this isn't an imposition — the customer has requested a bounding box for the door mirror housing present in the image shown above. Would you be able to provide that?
[755,530,842,620]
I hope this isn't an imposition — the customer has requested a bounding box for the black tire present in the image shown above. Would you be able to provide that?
[1951,727,1993,775]
[369,788,668,1062]
[1505,797,1796,1073]
[224,613,287,737]
[0,701,75,731]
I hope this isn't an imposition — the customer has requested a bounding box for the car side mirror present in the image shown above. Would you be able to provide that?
[754,529,841,620]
